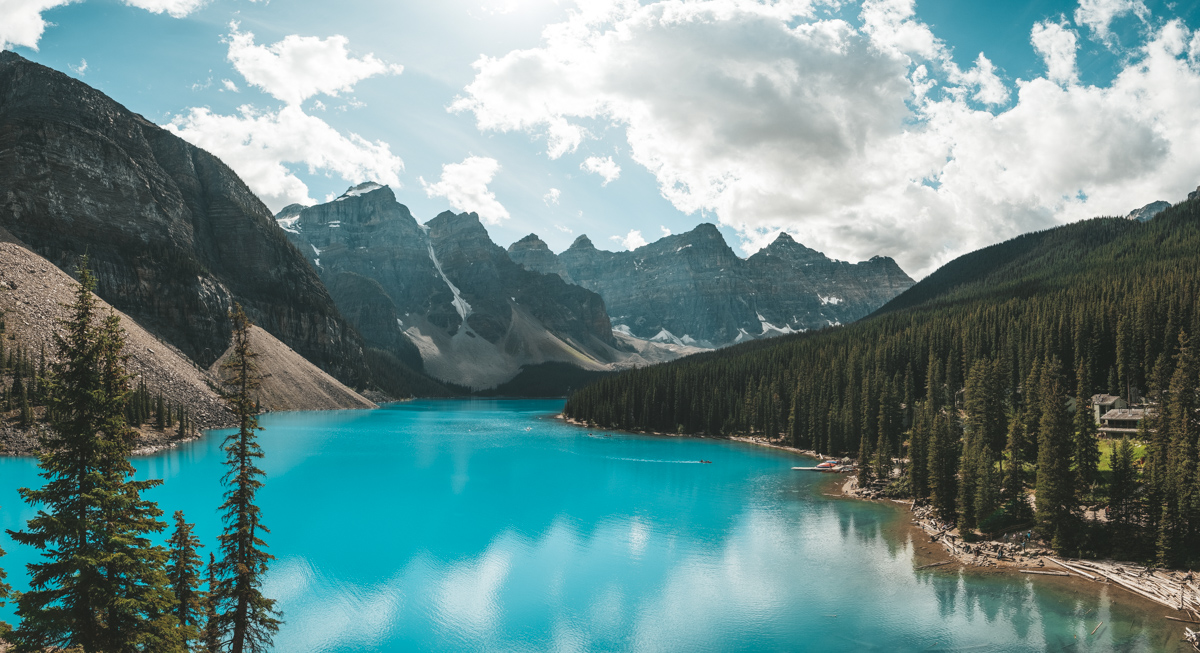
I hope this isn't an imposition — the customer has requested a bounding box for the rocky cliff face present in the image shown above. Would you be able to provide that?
[508,225,915,347]
[279,184,629,389]
[0,51,368,385]
[1127,201,1170,222]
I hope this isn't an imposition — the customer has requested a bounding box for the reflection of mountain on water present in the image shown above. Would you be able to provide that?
[4,400,1173,651]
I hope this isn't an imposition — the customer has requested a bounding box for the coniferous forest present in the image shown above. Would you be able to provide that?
[565,199,1200,567]
[0,261,280,652]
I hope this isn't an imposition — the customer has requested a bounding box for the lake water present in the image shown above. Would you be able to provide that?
[0,400,1188,651]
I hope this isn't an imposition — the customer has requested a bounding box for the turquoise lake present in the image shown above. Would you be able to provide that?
[0,399,1187,651]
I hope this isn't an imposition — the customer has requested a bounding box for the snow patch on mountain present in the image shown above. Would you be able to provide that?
[337,181,385,201]
[426,242,472,322]
[276,216,300,234]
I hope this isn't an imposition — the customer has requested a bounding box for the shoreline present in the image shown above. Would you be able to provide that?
[561,417,1199,646]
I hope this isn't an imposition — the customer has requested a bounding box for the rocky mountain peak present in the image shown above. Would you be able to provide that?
[1127,200,1170,222]
[514,233,548,247]
[508,233,571,284]
[337,181,390,200]
[570,235,596,250]
[0,50,369,385]
[754,231,827,264]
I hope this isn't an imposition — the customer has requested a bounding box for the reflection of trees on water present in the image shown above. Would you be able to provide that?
[835,505,905,559]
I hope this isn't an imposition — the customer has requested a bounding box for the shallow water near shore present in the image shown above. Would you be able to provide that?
[0,399,1188,651]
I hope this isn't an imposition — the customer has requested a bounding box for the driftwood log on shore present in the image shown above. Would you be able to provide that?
[1051,559,1200,615]
[1184,626,1198,651]
[889,497,1200,625]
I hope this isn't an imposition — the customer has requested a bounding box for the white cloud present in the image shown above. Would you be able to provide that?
[69,58,87,76]
[581,155,621,185]
[543,187,561,205]
[221,78,239,92]
[1031,21,1079,85]
[660,225,672,238]
[227,23,403,106]
[0,0,78,49]
[555,224,574,233]
[1075,0,1148,43]
[454,0,1200,277]
[165,104,403,210]
[420,156,511,224]
[1,0,212,49]
[123,0,205,18]
[611,229,647,250]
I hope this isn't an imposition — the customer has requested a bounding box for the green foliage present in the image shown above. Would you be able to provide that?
[167,511,204,648]
[0,507,9,638]
[565,198,1200,566]
[5,258,182,652]
[1036,358,1076,547]
[211,304,281,653]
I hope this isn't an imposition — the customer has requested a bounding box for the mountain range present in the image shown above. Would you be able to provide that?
[509,227,915,347]
[0,49,919,418]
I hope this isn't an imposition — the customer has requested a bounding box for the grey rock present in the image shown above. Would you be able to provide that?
[278,184,620,387]
[1127,201,1170,222]
[510,225,915,346]
[0,51,368,385]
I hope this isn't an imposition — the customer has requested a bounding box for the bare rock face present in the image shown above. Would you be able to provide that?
[0,51,368,385]
[278,184,621,389]
[1127,201,1170,222]
[508,234,574,284]
[510,224,915,347]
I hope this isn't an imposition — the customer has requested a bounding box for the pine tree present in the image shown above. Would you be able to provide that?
[1035,357,1076,550]
[6,260,182,652]
[1073,360,1101,499]
[211,305,281,653]
[1107,438,1137,530]
[1,508,10,638]
[1002,411,1031,521]
[1157,331,1198,567]
[167,511,205,648]
[975,445,1000,530]
[928,411,959,523]
[856,432,874,488]
[957,434,979,532]
[907,403,931,500]
[202,553,221,653]
[17,376,31,428]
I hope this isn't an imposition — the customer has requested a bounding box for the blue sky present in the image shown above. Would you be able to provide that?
[7,0,1200,276]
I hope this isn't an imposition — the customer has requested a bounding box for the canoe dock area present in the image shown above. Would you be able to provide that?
[792,465,855,473]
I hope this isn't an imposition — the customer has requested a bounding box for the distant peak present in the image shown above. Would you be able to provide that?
[275,203,307,220]
[758,231,825,262]
[570,235,595,250]
[515,233,545,245]
[1127,200,1169,223]
[335,181,390,201]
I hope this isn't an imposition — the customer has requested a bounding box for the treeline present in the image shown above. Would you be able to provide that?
[0,320,196,436]
[565,200,1200,567]
[0,260,280,652]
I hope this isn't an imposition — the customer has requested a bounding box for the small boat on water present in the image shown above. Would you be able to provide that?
[816,460,839,469]
[699,460,713,464]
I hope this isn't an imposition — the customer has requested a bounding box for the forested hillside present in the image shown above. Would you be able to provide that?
[565,200,1200,565]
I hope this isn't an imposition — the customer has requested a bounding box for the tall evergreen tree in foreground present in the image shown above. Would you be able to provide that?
[202,553,220,653]
[6,259,181,652]
[1,510,10,638]
[210,305,280,653]
[1035,358,1076,549]
[167,511,205,648]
